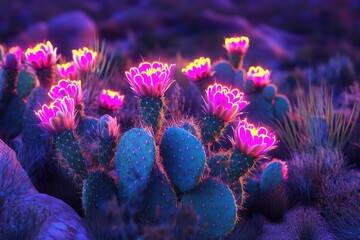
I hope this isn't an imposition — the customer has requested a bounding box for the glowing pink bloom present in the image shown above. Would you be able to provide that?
[25,41,58,69]
[72,47,97,73]
[48,79,82,105]
[125,61,175,98]
[247,66,271,87]
[100,89,125,111]
[204,83,249,123]
[224,36,250,55]
[3,46,23,70]
[56,62,78,80]
[181,57,211,81]
[97,114,119,140]
[233,119,278,158]
[34,96,75,133]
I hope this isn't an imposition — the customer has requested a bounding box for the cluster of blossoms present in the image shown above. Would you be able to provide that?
[48,79,82,106]
[232,119,278,158]
[99,89,125,111]
[181,57,212,82]
[125,61,175,98]
[247,66,271,87]
[204,83,249,123]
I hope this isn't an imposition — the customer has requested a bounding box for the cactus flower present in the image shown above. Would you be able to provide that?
[3,46,22,70]
[48,79,82,105]
[25,41,58,69]
[181,57,212,81]
[97,114,119,140]
[224,36,249,55]
[233,119,277,158]
[56,62,78,80]
[247,66,271,87]
[125,61,175,98]
[204,83,249,123]
[100,89,125,111]
[72,47,97,73]
[34,96,75,133]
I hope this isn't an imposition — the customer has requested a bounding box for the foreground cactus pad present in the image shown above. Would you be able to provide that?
[181,178,237,238]
[160,126,206,192]
[115,128,155,203]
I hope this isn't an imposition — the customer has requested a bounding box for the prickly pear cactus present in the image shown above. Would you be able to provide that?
[141,166,177,223]
[160,126,206,193]
[82,170,117,215]
[260,161,285,194]
[181,178,237,239]
[242,177,260,208]
[211,61,245,90]
[208,154,229,183]
[17,70,37,99]
[115,128,155,203]
[228,149,254,183]
[139,97,163,133]
[54,130,88,180]
[177,121,197,137]
[201,114,225,144]
[274,95,291,120]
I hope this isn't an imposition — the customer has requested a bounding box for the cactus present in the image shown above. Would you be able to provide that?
[245,94,275,126]
[177,121,197,137]
[17,70,37,99]
[228,149,255,183]
[54,130,88,180]
[263,84,277,101]
[260,161,286,194]
[201,114,225,144]
[160,126,206,193]
[208,154,229,183]
[211,61,235,86]
[115,128,155,203]
[35,66,56,90]
[181,178,237,239]
[141,166,177,223]
[82,170,117,215]
[0,93,25,138]
[139,97,163,133]
[242,177,260,208]
[274,95,291,120]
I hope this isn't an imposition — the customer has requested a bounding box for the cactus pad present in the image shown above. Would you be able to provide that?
[229,149,254,183]
[260,161,285,193]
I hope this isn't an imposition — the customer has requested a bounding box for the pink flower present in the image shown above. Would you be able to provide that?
[34,96,75,133]
[100,89,125,111]
[56,62,78,80]
[97,114,119,140]
[3,46,23,70]
[48,79,82,105]
[204,83,249,123]
[125,61,175,98]
[25,41,58,69]
[181,57,211,81]
[72,47,97,73]
[224,36,249,55]
[247,66,271,87]
[233,119,278,158]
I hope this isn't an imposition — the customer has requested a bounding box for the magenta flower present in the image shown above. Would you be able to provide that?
[100,89,125,111]
[125,61,175,98]
[224,36,250,55]
[181,57,211,82]
[3,46,23,70]
[72,47,97,73]
[34,96,75,133]
[48,79,82,106]
[232,119,278,158]
[25,41,58,69]
[97,114,119,140]
[56,62,78,80]
[204,83,249,123]
[247,66,271,87]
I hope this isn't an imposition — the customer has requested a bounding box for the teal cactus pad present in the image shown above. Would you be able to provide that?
[0,93,25,138]
[115,128,155,203]
[243,177,260,208]
[17,70,36,99]
[274,95,291,120]
[98,139,117,168]
[208,154,229,183]
[260,161,284,194]
[178,121,197,137]
[201,114,225,144]
[244,94,274,125]
[211,61,235,86]
[82,170,117,214]
[141,166,177,223]
[54,130,88,179]
[262,84,277,102]
[229,149,254,183]
[160,126,206,193]
[139,97,163,133]
[244,79,255,94]
[181,178,237,238]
